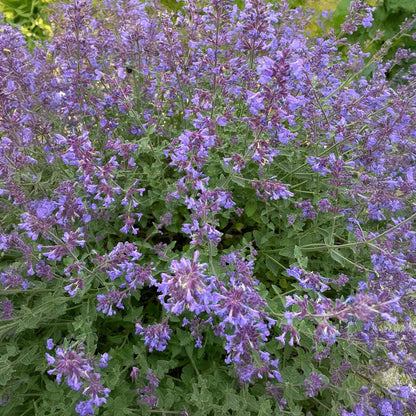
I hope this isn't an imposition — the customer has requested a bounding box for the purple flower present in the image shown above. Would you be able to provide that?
[18,199,57,240]
[137,369,159,407]
[215,284,266,328]
[156,251,217,315]
[46,342,110,415]
[3,0,416,411]
[64,277,85,297]
[33,199,58,219]
[223,153,246,173]
[223,323,281,383]
[82,373,110,406]
[47,347,88,390]
[0,299,13,320]
[39,243,69,261]
[75,400,95,416]
[36,261,54,281]
[317,198,331,213]
[257,56,277,85]
[276,323,300,347]
[362,11,375,28]
[135,320,172,352]
[96,290,126,316]
[246,90,265,115]
[314,321,340,345]
[378,399,394,416]
[287,267,330,292]
[307,156,331,176]
[119,212,142,234]
[216,116,227,126]
[333,273,349,287]
[252,179,294,202]
[304,372,324,397]
[182,317,211,348]
[45,353,55,366]
[99,353,110,368]
[130,367,139,379]
[294,200,317,220]
[62,230,85,249]
[1,268,30,290]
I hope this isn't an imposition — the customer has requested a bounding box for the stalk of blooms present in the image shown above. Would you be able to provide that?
[137,369,159,408]
[45,342,110,416]
[156,251,218,315]
[135,320,172,352]
[304,372,325,398]
[0,298,13,320]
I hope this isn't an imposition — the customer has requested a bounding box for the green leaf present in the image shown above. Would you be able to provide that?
[6,344,18,356]
[338,375,362,404]
[146,124,156,135]
[279,246,295,259]
[0,358,14,386]
[43,379,60,393]
[103,396,132,416]
[231,176,248,188]
[223,391,241,411]
[271,284,281,295]
[329,249,348,267]
[294,245,308,268]
[265,255,281,275]
[258,399,272,416]
[245,199,257,217]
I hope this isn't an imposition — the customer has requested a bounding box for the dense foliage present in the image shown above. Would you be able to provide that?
[1,1,416,415]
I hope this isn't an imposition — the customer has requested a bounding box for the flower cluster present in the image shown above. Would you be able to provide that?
[153,248,280,383]
[137,369,159,408]
[45,341,110,416]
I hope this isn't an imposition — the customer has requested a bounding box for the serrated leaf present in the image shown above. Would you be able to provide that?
[279,247,295,259]
[155,359,172,374]
[223,391,241,411]
[231,176,248,187]
[253,230,263,246]
[271,284,281,295]
[6,344,18,356]
[258,399,272,416]
[0,359,14,386]
[329,249,347,267]
[245,200,257,218]
[44,379,60,393]
[146,124,156,135]
[266,256,281,275]
[103,396,131,416]
[294,245,308,268]
[20,345,39,365]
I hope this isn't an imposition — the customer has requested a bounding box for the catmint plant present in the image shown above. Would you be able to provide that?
[0,0,416,415]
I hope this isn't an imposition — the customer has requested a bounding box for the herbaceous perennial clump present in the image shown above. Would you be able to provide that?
[0,0,416,414]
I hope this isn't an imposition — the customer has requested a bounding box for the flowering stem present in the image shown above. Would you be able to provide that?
[326,16,416,101]
[280,134,354,181]
[300,211,416,252]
